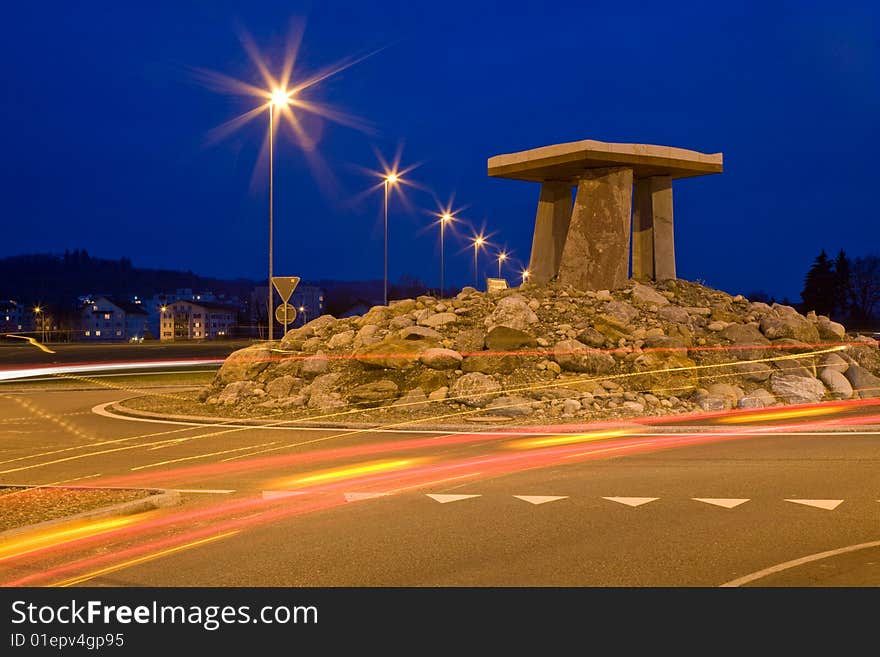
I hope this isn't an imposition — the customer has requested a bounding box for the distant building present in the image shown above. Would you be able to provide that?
[79,296,127,340]
[0,300,26,332]
[159,300,236,341]
[339,300,372,319]
[289,285,325,327]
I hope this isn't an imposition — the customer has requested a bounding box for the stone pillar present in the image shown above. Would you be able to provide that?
[632,178,654,280]
[558,167,633,291]
[649,176,675,280]
[527,182,572,283]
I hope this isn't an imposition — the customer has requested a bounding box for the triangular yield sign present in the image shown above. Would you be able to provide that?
[785,499,843,511]
[426,494,481,504]
[344,492,389,502]
[693,498,750,509]
[272,276,301,303]
[513,495,568,505]
[602,496,658,507]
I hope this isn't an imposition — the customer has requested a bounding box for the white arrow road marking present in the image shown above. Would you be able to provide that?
[692,498,750,509]
[426,494,481,504]
[344,492,390,502]
[602,497,658,507]
[513,495,569,505]
[785,499,844,510]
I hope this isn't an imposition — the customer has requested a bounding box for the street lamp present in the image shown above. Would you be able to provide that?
[521,268,531,285]
[383,172,400,306]
[33,306,43,342]
[299,304,307,326]
[471,234,486,288]
[267,87,292,341]
[439,212,453,298]
[496,250,508,278]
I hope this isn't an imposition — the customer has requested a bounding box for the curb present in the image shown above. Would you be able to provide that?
[103,399,880,435]
[0,486,181,541]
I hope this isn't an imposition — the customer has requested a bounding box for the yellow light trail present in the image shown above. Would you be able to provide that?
[0,515,144,563]
[717,405,848,424]
[2,334,55,354]
[507,429,636,451]
[53,530,240,587]
[278,458,420,487]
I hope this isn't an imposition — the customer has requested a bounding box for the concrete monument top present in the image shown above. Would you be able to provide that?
[487,139,723,183]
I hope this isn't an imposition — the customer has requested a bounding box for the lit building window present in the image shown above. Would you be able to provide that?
[85,330,90,336]
[95,330,101,337]
[116,330,122,336]
[104,313,111,320]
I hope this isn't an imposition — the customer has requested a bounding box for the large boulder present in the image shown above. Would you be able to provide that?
[399,326,443,341]
[300,352,331,378]
[631,283,670,307]
[485,395,534,416]
[719,323,771,360]
[216,380,261,405]
[604,300,639,325]
[282,314,337,342]
[843,364,880,399]
[591,314,632,342]
[419,312,458,328]
[816,317,846,340]
[552,339,615,374]
[629,351,699,393]
[347,380,400,405]
[490,294,539,331]
[819,368,854,400]
[420,348,463,370]
[769,373,826,404]
[657,305,691,324]
[327,330,355,349]
[355,337,433,370]
[303,373,345,410]
[759,315,820,343]
[484,326,537,351]
[738,388,776,409]
[454,328,487,353]
[461,354,521,374]
[821,352,849,373]
[449,372,502,407]
[265,375,298,399]
[216,344,274,384]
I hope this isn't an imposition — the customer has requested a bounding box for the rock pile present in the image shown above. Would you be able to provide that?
[201,279,880,424]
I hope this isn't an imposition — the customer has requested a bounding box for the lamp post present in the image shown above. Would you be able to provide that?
[496,251,508,278]
[440,213,453,298]
[383,173,399,306]
[33,306,43,343]
[521,268,530,285]
[471,235,485,288]
[299,304,307,326]
[267,89,291,342]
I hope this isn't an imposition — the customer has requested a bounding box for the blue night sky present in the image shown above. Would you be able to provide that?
[2,1,878,300]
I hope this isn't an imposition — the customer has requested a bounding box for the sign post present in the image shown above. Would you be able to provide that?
[271,276,301,336]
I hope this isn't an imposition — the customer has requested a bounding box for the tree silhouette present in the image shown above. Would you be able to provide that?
[849,256,880,321]
[800,249,836,316]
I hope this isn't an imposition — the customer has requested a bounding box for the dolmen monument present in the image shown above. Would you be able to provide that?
[488,139,722,290]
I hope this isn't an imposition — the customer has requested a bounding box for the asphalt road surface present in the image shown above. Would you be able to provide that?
[1,388,878,587]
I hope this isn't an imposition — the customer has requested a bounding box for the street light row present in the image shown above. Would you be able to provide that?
[383,173,530,300]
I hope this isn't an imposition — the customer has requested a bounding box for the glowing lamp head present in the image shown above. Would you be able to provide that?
[271,89,290,107]
[441,213,452,223]
[33,306,41,313]
[522,269,530,279]
[386,173,399,184]
[474,236,484,248]
[498,252,508,262]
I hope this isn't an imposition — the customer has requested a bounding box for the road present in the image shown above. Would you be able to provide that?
[1,386,878,587]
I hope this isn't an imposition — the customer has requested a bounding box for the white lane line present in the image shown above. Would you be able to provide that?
[173,488,235,494]
[129,441,279,471]
[693,498,750,509]
[602,497,659,507]
[721,539,880,587]
[344,492,390,502]
[785,499,844,511]
[426,494,481,504]
[513,495,569,505]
